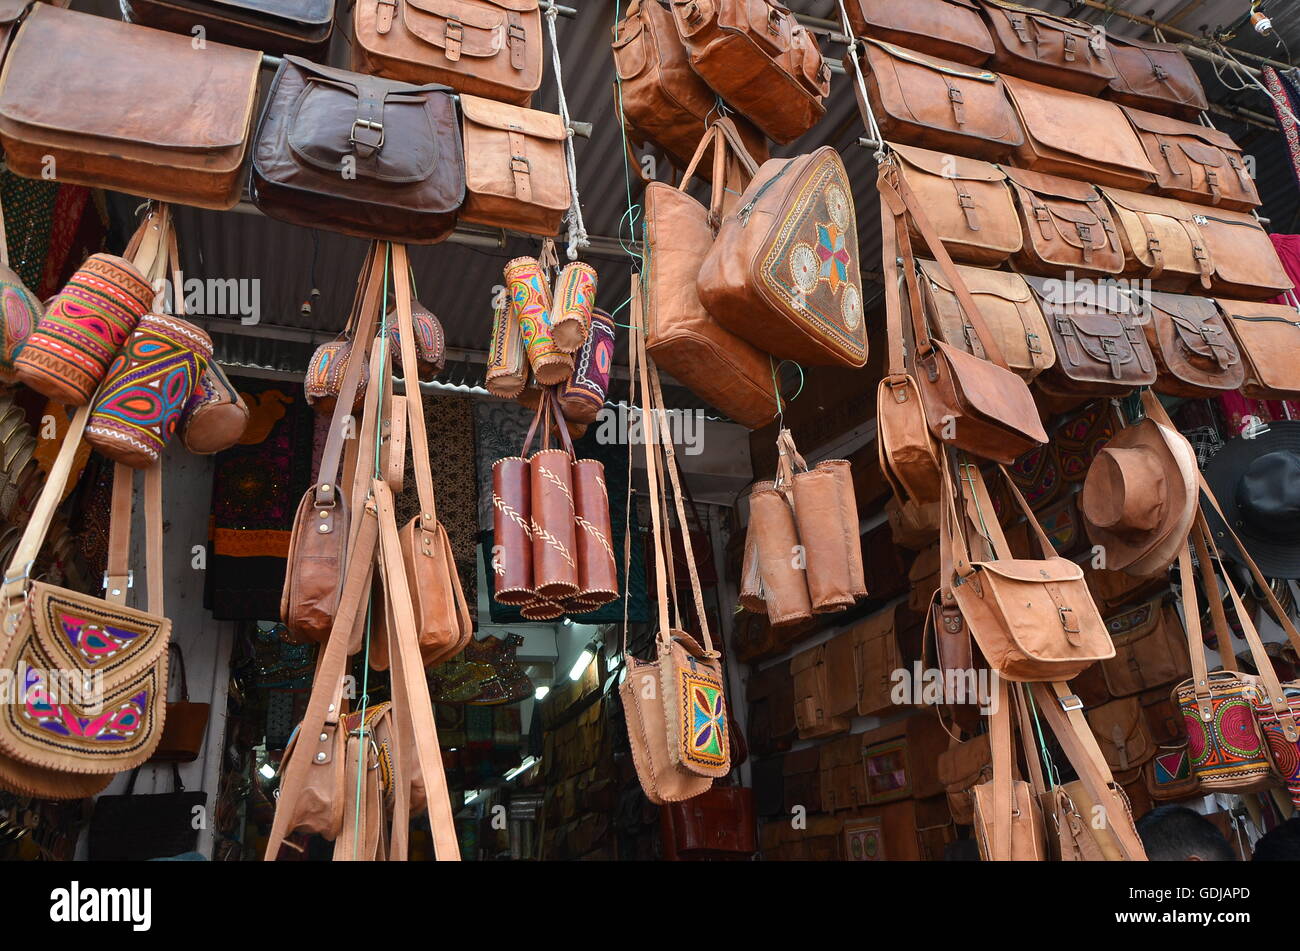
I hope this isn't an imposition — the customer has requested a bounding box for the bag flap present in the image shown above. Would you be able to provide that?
[1144,292,1233,361]
[790,644,824,676]
[937,733,991,788]
[0,0,25,25]
[783,746,820,775]
[0,5,260,153]
[1177,139,1228,168]
[1120,104,1238,151]
[1006,76,1154,174]
[850,609,894,645]
[208,0,334,27]
[1100,186,1192,220]
[1023,274,1141,315]
[406,0,535,22]
[401,0,533,56]
[865,37,1000,83]
[973,556,1084,585]
[460,94,565,140]
[928,340,1046,443]
[893,143,1005,184]
[1001,165,1098,202]
[1104,598,1163,644]
[919,259,1033,304]
[1087,697,1145,747]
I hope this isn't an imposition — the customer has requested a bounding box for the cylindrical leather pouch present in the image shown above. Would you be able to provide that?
[86,313,213,468]
[506,256,572,386]
[551,261,597,353]
[791,462,860,613]
[821,459,867,597]
[304,338,367,414]
[738,526,766,614]
[491,455,534,606]
[14,253,152,405]
[521,599,565,621]
[0,261,41,383]
[558,307,614,424]
[387,299,445,382]
[529,447,579,599]
[180,362,249,454]
[572,458,618,607]
[486,295,527,398]
[748,482,812,625]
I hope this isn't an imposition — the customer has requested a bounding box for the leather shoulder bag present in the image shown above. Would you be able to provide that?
[251,57,465,243]
[352,0,543,106]
[1122,106,1261,212]
[1001,166,1124,277]
[0,4,260,210]
[1192,208,1294,301]
[978,0,1116,93]
[1099,596,1191,698]
[123,0,334,58]
[1086,694,1156,785]
[938,730,991,825]
[1104,34,1207,119]
[1214,297,1300,399]
[1100,186,1213,292]
[1138,290,1244,397]
[844,0,993,67]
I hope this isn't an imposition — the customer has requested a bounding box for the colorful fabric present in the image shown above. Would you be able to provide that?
[505,256,571,384]
[1177,677,1273,791]
[1263,67,1300,199]
[1252,684,1300,807]
[674,664,728,772]
[559,307,614,425]
[551,261,597,349]
[0,263,40,383]
[1054,400,1118,482]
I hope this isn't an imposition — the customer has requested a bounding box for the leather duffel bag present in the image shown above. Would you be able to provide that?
[1215,298,1300,400]
[1104,35,1207,119]
[891,143,1021,267]
[1122,106,1260,212]
[978,0,1116,93]
[843,0,994,66]
[1002,166,1124,277]
[1100,187,1213,292]
[0,5,260,210]
[251,57,465,243]
[352,0,543,106]
[1002,75,1157,191]
[1193,206,1294,300]
[669,0,828,145]
[853,38,1024,162]
[123,0,333,58]
[1139,290,1245,397]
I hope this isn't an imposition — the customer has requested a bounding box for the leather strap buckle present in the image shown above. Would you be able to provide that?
[1058,693,1084,712]
[508,21,526,43]
[103,570,133,591]
[350,118,385,152]
[1025,331,1042,354]
[1058,605,1080,634]
[510,154,531,175]
[767,7,781,33]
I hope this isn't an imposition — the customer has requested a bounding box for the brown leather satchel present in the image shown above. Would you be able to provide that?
[819,733,865,813]
[1025,275,1157,397]
[643,120,777,429]
[891,144,1022,267]
[1193,208,1294,301]
[845,0,993,66]
[251,57,465,243]
[918,259,1054,382]
[853,39,1024,162]
[123,0,334,58]
[1122,107,1260,212]
[745,662,796,756]
[0,5,260,210]
[979,0,1116,93]
[1000,166,1123,277]
[1139,290,1245,397]
[791,643,848,740]
[938,732,992,825]
[1086,696,1156,784]
[1002,75,1157,191]
[1104,35,1207,119]
[669,0,828,145]
[887,495,940,549]
[352,0,543,106]
[1214,297,1300,399]
[1101,187,1213,292]
[1099,597,1191,698]
[851,611,901,718]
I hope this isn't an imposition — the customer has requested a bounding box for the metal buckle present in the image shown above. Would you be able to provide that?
[1058,694,1084,712]
[349,118,384,150]
[102,570,133,591]
[508,21,526,42]
[3,560,33,588]
[1025,331,1042,354]
[1058,605,1080,634]
[510,154,531,174]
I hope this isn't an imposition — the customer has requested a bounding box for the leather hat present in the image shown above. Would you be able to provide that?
[1204,421,1300,580]
[1080,418,1198,577]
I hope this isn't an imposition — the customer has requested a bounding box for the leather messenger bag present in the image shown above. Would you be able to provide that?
[1190,207,1293,301]
[978,0,1116,94]
[123,0,334,58]
[844,0,994,67]
[1138,290,1244,397]
[1122,106,1260,212]
[1215,297,1300,400]
[1001,166,1124,278]
[0,4,260,210]
[1100,187,1213,292]
[1104,35,1207,119]
[252,57,465,243]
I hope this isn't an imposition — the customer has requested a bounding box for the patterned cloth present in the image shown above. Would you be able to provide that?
[1263,67,1300,198]
[0,172,104,300]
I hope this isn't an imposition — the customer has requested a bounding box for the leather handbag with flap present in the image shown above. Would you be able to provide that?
[938,731,991,825]
[1101,187,1214,292]
[1214,298,1300,400]
[251,57,465,243]
[1099,597,1191,698]
[791,643,849,740]
[1086,695,1156,785]
[782,746,820,814]
[820,733,865,812]
[1104,35,1207,119]
[352,0,543,106]
[1193,208,1294,301]
[124,0,334,58]
[978,0,1116,93]
[1002,167,1124,277]
[1122,106,1260,212]
[844,0,994,66]
[1139,291,1244,397]
[0,5,260,210]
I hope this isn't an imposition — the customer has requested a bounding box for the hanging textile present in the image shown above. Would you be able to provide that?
[0,171,105,300]
[1263,66,1300,196]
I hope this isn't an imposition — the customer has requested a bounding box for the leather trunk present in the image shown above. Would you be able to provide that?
[1002,74,1157,191]
[979,0,1116,93]
[251,57,465,243]
[1101,187,1214,292]
[1193,208,1294,300]
[1099,597,1191,698]
[352,0,542,106]
[0,5,260,210]
[854,38,1024,162]
[123,0,333,58]
[1140,290,1245,397]
[845,0,993,66]
[1003,167,1124,277]
[1104,35,1207,119]
[1086,696,1156,784]
[1214,298,1300,399]
[1122,106,1260,212]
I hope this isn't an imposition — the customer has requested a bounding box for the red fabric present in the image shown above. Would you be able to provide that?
[1269,233,1300,306]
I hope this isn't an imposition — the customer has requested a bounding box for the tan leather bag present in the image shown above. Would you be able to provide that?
[1193,208,1294,301]
[1122,107,1261,212]
[820,733,865,812]
[1002,74,1157,191]
[1140,291,1244,398]
[973,680,1045,860]
[1099,598,1191,698]
[1215,297,1300,399]
[852,611,901,718]
[979,0,1116,93]
[891,143,1022,267]
[845,0,993,66]
[1087,696,1156,784]
[791,643,849,740]
[887,495,940,549]
[853,38,1024,162]
[1101,187,1214,292]
[1002,167,1125,277]
[938,732,991,825]
[352,0,542,106]
[1104,35,1207,119]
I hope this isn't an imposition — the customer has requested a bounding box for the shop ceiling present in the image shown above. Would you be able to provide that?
[82,0,1300,413]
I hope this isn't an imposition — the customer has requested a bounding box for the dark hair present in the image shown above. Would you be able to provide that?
[1252,817,1300,861]
[1136,806,1236,861]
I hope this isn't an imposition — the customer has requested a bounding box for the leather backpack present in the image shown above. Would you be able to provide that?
[1191,207,1293,301]
[124,0,334,58]
[1122,107,1260,212]
[844,0,993,67]
[352,0,543,106]
[252,57,465,243]
[1215,297,1300,400]
[669,0,828,145]
[1002,166,1124,277]
[1100,187,1214,292]
[1139,290,1245,397]
[1104,35,1207,119]
[978,0,1116,93]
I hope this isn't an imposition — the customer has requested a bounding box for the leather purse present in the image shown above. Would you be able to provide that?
[1139,291,1244,397]
[458,95,570,236]
[1024,274,1157,397]
[660,785,756,858]
[352,0,543,106]
[938,731,991,825]
[1122,106,1261,212]
[1002,75,1157,191]
[1101,187,1214,292]
[1193,208,1294,301]
[1003,166,1124,277]
[1100,597,1191,698]
[698,145,868,368]
[123,0,334,57]
[853,38,1024,162]
[844,0,994,66]
[643,119,777,429]
[891,144,1022,267]
[251,57,465,243]
[669,0,828,145]
[0,5,260,210]
[1086,695,1156,785]
[181,362,250,455]
[149,643,211,764]
[887,496,940,549]
[1104,35,1207,119]
[1144,740,1201,801]
[87,765,205,861]
[791,642,848,740]
[979,0,1116,93]
[1215,298,1300,399]
[919,259,1054,382]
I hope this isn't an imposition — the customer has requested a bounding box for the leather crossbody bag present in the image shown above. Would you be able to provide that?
[1122,106,1261,212]
[124,0,334,57]
[1104,34,1207,119]
[1192,207,1294,301]
[1099,597,1191,698]
[149,642,211,764]
[1002,166,1124,277]
[844,0,993,66]
[1138,290,1244,397]
[1100,187,1213,292]
[978,0,1116,93]
[1214,297,1300,399]
[1086,695,1156,785]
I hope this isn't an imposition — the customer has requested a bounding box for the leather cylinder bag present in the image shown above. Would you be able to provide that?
[979,0,1116,93]
[1139,290,1244,397]
[180,362,250,455]
[123,0,334,57]
[1215,297,1300,399]
[844,0,994,66]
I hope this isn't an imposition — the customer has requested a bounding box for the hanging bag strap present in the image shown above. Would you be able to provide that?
[987,673,1014,860]
[390,244,439,530]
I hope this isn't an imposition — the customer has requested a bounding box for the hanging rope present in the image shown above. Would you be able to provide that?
[545,5,589,261]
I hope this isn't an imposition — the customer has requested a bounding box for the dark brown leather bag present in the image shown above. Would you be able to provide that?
[251,57,465,243]
[352,0,542,106]
[938,732,991,825]
[853,38,1024,162]
[1139,290,1244,397]
[845,0,993,66]
[979,0,1116,93]
[1104,35,1207,119]
[1086,696,1156,784]
[1215,297,1300,399]
[746,662,796,756]
[0,5,260,210]
[1002,166,1124,277]
[1122,107,1260,212]
[1099,597,1191,698]
[124,0,333,58]
[1191,208,1293,301]
[1101,187,1213,292]
[669,0,828,145]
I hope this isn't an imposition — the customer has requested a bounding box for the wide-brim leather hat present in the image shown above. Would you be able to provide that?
[1204,421,1300,580]
[1080,417,1198,577]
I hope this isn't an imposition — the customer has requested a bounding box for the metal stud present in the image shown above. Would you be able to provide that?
[318,524,329,533]
[320,733,328,742]
[315,752,326,762]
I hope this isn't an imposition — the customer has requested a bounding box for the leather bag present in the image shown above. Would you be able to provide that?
[1003,167,1124,277]
[1101,187,1213,292]
[1138,290,1244,397]
[844,0,994,66]
[791,642,848,740]
[1104,35,1207,119]
[782,746,820,814]
[1215,298,1300,399]
[150,643,211,764]
[979,0,1116,93]
[1144,739,1200,801]
[1099,597,1191,698]
[1002,75,1157,191]
[181,362,250,455]
[660,784,756,857]
[1086,695,1156,784]
[251,57,465,243]
[668,0,828,145]
[938,731,991,825]
[853,610,901,718]
[698,145,868,368]
[123,0,334,57]
[352,0,542,106]
[88,765,204,861]
[819,733,865,812]
[860,715,949,804]
[1193,208,1293,301]
[1122,106,1261,212]
[746,662,795,756]
[0,5,260,210]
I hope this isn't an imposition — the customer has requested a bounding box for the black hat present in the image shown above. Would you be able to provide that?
[1204,421,1300,580]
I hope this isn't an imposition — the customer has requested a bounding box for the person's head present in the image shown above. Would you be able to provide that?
[1136,806,1236,861]
[1251,817,1300,861]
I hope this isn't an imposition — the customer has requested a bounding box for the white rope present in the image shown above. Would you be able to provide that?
[836,0,886,161]
[545,5,588,261]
